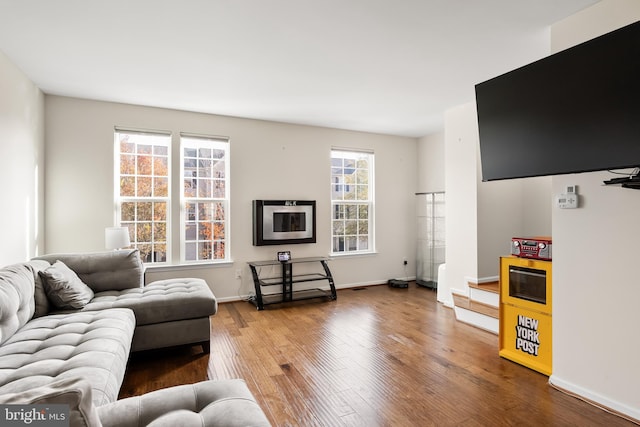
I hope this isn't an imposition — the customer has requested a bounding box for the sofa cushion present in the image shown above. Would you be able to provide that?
[0,377,102,427]
[33,249,144,292]
[29,260,53,318]
[73,278,217,326]
[39,261,95,309]
[0,308,135,406]
[97,379,271,427]
[0,263,37,346]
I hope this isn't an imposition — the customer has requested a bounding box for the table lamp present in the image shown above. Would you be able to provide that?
[105,227,131,250]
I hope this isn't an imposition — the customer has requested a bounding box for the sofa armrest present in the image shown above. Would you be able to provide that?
[33,249,144,292]
[97,379,271,427]
[0,377,102,427]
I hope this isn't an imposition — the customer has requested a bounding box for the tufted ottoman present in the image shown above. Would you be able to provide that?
[97,379,272,426]
[0,377,272,427]
[0,308,135,406]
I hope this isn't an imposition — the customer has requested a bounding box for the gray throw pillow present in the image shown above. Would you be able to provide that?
[40,260,95,309]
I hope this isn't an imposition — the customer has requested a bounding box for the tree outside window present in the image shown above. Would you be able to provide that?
[116,130,170,263]
[331,150,374,254]
[115,129,230,264]
[181,135,230,262]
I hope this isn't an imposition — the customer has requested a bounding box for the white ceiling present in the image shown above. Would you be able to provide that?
[0,0,599,137]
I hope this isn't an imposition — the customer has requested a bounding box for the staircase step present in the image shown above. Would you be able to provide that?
[468,280,499,294]
[453,305,499,334]
[452,293,499,319]
[451,291,499,334]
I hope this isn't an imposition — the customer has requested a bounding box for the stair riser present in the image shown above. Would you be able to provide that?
[453,306,499,334]
[469,287,499,307]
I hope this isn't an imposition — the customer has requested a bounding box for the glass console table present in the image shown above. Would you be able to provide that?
[247,257,337,310]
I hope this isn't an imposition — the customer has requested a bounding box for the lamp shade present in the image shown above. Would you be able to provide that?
[105,227,131,250]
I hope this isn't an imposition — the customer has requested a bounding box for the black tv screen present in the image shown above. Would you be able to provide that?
[476,20,640,181]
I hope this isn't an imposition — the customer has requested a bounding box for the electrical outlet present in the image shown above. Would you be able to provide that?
[235,269,242,279]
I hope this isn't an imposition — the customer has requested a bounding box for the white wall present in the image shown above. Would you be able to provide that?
[0,50,45,265]
[417,131,445,193]
[522,177,553,236]
[477,175,553,279]
[549,1,640,420]
[443,103,478,305]
[550,0,640,52]
[476,178,524,278]
[44,96,417,301]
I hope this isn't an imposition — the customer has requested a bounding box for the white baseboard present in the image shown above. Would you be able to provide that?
[478,275,499,284]
[464,275,499,285]
[217,278,417,304]
[549,375,640,423]
[217,295,250,304]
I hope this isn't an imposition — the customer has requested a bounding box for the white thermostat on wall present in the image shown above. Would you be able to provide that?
[556,185,579,209]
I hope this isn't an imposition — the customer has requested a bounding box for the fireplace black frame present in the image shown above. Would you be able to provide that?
[252,200,316,246]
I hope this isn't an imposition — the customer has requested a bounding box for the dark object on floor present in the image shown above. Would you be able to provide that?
[388,279,408,288]
[417,279,437,290]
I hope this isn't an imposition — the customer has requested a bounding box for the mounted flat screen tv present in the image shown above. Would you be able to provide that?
[475,20,640,182]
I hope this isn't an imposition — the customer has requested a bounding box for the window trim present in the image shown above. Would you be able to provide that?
[114,128,172,265]
[113,128,232,266]
[330,148,375,256]
[179,133,231,264]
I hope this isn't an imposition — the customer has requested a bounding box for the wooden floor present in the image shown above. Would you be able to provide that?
[120,284,635,426]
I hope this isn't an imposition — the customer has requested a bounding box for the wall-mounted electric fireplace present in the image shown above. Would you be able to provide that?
[252,200,316,246]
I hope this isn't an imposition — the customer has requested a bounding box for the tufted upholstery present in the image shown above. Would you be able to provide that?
[0,377,103,427]
[97,379,272,427]
[32,250,217,352]
[0,378,272,427]
[0,251,270,426]
[76,278,217,326]
[33,249,144,292]
[0,263,37,346]
[0,308,135,406]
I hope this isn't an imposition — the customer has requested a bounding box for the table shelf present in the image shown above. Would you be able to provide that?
[248,257,337,310]
[257,273,329,286]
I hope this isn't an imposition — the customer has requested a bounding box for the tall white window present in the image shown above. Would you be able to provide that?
[330,149,374,254]
[115,129,171,263]
[115,129,230,265]
[181,134,230,263]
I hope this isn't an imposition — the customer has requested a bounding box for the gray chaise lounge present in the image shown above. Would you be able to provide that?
[33,249,217,353]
